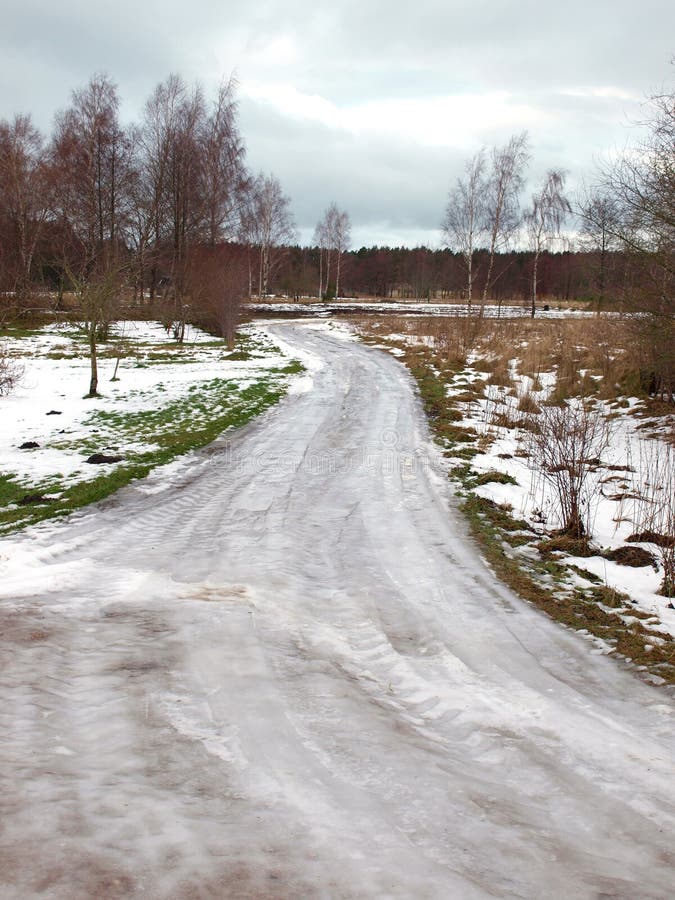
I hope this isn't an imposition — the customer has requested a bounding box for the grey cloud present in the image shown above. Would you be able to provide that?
[241,98,465,238]
[1,0,672,245]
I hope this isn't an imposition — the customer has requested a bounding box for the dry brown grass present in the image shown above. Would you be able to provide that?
[358,315,651,406]
[353,314,675,685]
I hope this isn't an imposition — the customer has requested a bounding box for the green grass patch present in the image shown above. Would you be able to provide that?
[568,564,602,584]
[473,470,518,487]
[0,374,292,534]
[538,535,596,558]
[0,325,45,339]
[462,495,532,534]
[1,322,303,533]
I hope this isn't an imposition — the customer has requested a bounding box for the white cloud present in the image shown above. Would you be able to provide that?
[1,0,672,245]
[241,82,342,129]
[559,86,638,101]
[241,81,545,149]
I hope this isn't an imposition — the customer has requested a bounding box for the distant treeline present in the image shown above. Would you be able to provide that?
[267,245,625,305]
[0,70,671,397]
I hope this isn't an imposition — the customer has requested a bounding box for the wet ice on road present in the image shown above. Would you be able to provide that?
[1,322,674,899]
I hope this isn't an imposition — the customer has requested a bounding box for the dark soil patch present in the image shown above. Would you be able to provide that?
[86,453,124,464]
[603,546,658,568]
[538,535,596,557]
[627,531,675,549]
[18,493,48,506]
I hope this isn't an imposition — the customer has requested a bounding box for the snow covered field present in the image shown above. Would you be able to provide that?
[0,320,302,532]
[250,300,599,318]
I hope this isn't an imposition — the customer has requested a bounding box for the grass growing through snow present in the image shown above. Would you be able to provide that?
[0,378,286,532]
[0,324,303,534]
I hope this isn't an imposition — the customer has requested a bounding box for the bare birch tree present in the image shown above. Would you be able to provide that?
[199,77,248,246]
[0,115,51,296]
[333,207,351,299]
[600,84,674,399]
[314,203,350,299]
[481,132,530,307]
[576,186,621,310]
[51,75,130,392]
[313,217,329,299]
[314,204,338,298]
[51,73,129,273]
[166,79,204,337]
[441,148,487,309]
[243,172,296,296]
[134,77,179,301]
[525,169,571,317]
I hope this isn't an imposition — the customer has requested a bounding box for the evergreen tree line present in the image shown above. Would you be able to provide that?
[266,245,628,307]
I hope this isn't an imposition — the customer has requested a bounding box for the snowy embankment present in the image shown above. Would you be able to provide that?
[455,366,675,632]
[365,323,675,677]
[0,320,304,532]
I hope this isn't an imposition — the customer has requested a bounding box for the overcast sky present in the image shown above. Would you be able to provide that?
[1,1,673,247]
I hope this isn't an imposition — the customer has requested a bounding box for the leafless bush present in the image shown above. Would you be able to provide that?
[0,343,23,395]
[633,443,675,597]
[187,246,248,348]
[527,401,612,538]
[406,315,489,368]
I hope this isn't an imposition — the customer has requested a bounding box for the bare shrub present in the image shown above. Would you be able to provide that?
[72,267,122,397]
[518,391,541,414]
[516,320,558,381]
[0,343,23,395]
[528,401,612,538]
[633,443,675,597]
[401,315,491,369]
[433,315,488,368]
[187,245,248,349]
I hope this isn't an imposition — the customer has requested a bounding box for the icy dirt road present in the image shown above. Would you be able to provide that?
[1,322,674,900]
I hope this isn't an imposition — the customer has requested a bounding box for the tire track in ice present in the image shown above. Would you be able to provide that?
[1,323,675,898]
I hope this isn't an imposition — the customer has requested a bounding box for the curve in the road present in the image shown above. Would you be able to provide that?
[1,321,674,899]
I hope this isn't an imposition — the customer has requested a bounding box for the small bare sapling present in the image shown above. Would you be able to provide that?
[633,443,675,597]
[528,401,612,539]
[0,343,23,396]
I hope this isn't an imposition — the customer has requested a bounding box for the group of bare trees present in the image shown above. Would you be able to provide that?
[575,84,674,400]
[243,173,297,297]
[313,203,351,299]
[441,133,570,316]
[0,115,52,301]
[0,72,298,372]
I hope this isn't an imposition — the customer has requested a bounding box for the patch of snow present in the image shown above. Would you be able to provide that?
[0,320,304,509]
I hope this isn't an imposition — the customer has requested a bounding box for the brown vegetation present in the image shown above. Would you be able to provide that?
[357,311,675,684]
